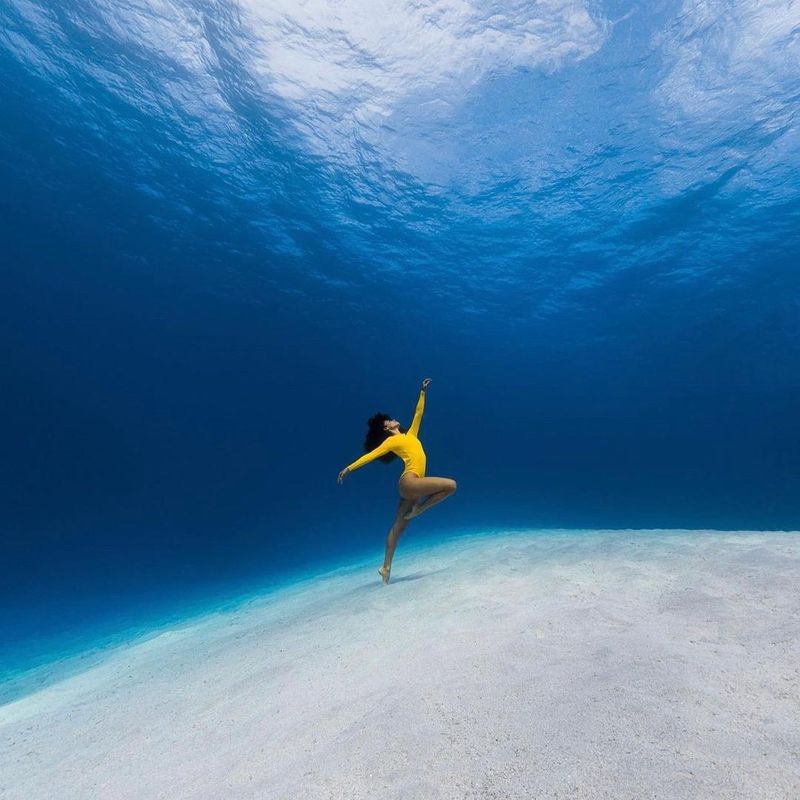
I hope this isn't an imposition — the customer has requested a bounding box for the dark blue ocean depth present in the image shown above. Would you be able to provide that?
[1,0,799,679]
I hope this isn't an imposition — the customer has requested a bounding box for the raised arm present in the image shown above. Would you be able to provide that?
[408,378,431,437]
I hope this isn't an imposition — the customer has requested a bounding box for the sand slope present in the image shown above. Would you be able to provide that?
[2,529,799,799]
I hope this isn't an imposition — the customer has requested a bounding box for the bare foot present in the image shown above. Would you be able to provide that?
[403,502,423,521]
[378,566,391,585]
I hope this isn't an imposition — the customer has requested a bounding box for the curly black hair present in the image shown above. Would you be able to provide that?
[364,412,404,463]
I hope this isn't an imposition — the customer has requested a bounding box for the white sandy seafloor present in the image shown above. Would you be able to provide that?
[1,530,799,800]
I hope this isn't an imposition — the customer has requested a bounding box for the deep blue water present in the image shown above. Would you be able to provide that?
[1,0,799,681]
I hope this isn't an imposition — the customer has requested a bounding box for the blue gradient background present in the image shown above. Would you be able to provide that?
[1,0,799,681]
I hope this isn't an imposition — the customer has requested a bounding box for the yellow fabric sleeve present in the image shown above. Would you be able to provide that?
[408,389,426,437]
[346,437,394,472]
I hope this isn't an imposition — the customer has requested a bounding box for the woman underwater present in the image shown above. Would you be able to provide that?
[337,378,457,584]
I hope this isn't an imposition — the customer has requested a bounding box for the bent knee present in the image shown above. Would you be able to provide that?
[447,478,457,493]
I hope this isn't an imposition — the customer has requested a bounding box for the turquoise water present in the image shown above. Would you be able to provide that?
[0,526,491,703]
[1,1,799,685]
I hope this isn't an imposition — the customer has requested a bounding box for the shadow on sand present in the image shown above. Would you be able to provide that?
[389,569,446,584]
[347,568,447,593]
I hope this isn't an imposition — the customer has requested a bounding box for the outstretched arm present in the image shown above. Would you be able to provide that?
[338,437,394,483]
[408,378,431,437]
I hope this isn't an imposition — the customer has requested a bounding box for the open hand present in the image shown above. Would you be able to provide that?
[421,378,432,391]
[337,468,349,485]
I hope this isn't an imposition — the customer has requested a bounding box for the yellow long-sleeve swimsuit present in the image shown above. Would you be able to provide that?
[346,389,427,478]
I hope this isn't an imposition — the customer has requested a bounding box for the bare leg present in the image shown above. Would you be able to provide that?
[380,497,415,584]
[404,489,452,520]
[399,474,457,521]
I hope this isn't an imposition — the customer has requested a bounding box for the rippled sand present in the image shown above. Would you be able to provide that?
[2,530,799,800]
